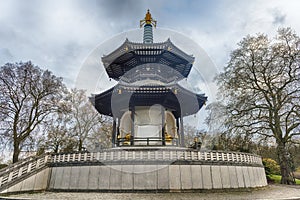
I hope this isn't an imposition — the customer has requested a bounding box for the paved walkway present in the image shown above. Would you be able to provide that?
[2,184,300,200]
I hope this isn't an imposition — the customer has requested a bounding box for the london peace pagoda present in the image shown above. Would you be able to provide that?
[0,10,267,193]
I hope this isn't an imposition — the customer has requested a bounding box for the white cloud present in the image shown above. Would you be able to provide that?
[1,0,299,89]
[1,0,299,132]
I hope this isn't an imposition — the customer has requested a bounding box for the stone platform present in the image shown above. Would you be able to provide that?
[0,147,267,193]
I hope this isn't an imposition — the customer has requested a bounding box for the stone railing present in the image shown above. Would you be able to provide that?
[0,154,50,189]
[50,148,263,166]
[0,148,263,191]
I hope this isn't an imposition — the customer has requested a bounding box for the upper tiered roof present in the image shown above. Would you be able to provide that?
[102,39,195,81]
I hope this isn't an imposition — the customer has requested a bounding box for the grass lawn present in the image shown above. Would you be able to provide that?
[269,174,300,185]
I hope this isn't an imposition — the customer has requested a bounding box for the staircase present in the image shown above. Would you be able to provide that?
[0,154,50,193]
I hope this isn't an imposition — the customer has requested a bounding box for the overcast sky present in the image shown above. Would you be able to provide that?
[1,0,300,93]
[1,0,300,130]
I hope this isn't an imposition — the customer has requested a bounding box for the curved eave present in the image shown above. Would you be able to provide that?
[102,39,194,63]
[166,38,194,63]
[91,87,114,116]
[92,83,207,117]
[102,39,195,80]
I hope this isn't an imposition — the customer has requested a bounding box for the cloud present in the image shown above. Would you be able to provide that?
[272,9,286,25]
[1,0,300,131]
[0,48,14,64]
[0,0,300,91]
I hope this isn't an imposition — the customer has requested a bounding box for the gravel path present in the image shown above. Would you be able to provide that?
[2,184,300,200]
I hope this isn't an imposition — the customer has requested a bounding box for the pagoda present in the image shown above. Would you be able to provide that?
[0,10,267,194]
[91,10,207,147]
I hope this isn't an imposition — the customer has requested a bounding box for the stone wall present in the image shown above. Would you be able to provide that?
[47,164,267,191]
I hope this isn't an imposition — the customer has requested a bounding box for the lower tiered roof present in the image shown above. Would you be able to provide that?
[91,83,207,118]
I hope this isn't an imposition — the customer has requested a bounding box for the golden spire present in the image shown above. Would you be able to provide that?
[140,9,157,28]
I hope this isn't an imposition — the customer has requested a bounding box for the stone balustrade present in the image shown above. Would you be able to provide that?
[0,148,265,193]
[0,154,50,189]
[50,148,263,166]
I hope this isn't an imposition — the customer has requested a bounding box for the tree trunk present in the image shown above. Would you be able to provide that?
[13,141,20,163]
[78,139,82,151]
[277,142,295,185]
[54,144,59,153]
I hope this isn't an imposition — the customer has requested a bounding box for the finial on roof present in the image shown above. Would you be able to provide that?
[140,9,157,28]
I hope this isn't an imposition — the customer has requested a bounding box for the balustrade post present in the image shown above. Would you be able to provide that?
[117,151,121,160]
[110,151,113,160]
[36,159,40,168]
[84,152,87,161]
[8,172,13,182]
[226,153,229,161]
[259,157,263,165]
[103,152,107,160]
[18,167,23,177]
[90,152,93,161]
[191,151,195,160]
[27,163,32,173]
[44,154,49,164]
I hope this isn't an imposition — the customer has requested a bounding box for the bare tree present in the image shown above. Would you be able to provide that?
[38,88,112,153]
[183,124,198,147]
[85,118,112,151]
[206,102,259,152]
[41,112,75,153]
[215,28,300,184]
[68,88,107,151]
[0,61,67,163]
